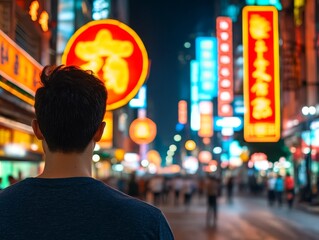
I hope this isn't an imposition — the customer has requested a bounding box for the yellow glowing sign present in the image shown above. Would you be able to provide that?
[243,6,280,142]
[114,148,125,161]
[198,101,213,138]
[39,11,49,32]
[0,29,42,105]
[0,126,42,153]
[100,111,113,148]
[0,127,11,146]
[28,1,49,32]
[29,1,39,21]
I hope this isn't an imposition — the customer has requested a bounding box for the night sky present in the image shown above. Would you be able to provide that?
[129,0,217,151]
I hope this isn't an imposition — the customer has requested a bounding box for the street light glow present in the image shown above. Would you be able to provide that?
[174,134,182,142]
[302,106,316,116]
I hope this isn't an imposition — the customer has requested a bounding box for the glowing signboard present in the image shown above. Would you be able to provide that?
[198,101,213,138]
[28,1,49,32]
[217,17,234,117]
[62,19,149,110]
[195,37,218,100]
[178,100,187,124]
[0,125,43,154]
[129,85,147,108]
[99,111,113,148]
[214,117,243,131]
[0,29,42,105]
[242,6,280,142]
[190,60,200,131]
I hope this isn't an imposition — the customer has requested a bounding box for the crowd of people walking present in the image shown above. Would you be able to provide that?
[104,172,225,227]
[266,172,295,208]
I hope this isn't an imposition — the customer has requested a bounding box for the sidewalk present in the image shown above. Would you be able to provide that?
[294,193,319,215]
[238,190,319,215]
[296,202,319,215]
[160,194,319,240]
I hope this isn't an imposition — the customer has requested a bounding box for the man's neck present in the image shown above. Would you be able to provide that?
[38,150,92,179]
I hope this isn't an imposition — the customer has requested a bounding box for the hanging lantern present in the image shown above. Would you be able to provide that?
[129,118,157,144]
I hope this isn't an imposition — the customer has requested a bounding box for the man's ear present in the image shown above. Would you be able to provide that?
[93,121,106,142]
[31,119,44,140]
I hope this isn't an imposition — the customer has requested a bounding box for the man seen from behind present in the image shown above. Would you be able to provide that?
[0,65,174,240]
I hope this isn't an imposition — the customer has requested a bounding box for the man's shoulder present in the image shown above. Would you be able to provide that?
[105,185,161,214]
[0,178,174,240]
[0,179,29,196]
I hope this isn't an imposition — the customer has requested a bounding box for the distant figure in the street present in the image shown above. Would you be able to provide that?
[197,177,205,198]
[285,173,295,209]
[0,65,174,240]
[8,175,17,186]
[162,177,172,205]
[117,176,127,193]
[275,175,285,207]
[128,172,139,198]
[226,175,234,204]
[206,175,220,227]
[267,173,276,206]
[183,176,195,210]
[149,175,164,206]
[173,175,184,206]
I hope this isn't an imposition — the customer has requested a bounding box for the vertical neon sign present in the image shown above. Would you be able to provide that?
[217,17,233,117]
[242,6,280,142]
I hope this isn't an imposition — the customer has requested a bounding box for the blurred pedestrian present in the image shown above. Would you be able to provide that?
[285,173,295,209]
[162,177,172,205]
[206,175,220,227]
[197,177,205,198]
[138,176,147,200]
[128,172,139,198]
[267,173,276,206]
[149,175,164,206]
[275,175,284,207]
[183,176,195,210]
[226,175,234,204]
[0,65,174,240]
[117,176,127,193]
[173,175,183,206]
[8,175,17,186]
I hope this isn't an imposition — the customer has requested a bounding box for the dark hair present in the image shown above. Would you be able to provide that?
[34,65,107,152]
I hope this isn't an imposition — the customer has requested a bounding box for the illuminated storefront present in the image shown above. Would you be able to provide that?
[0,1,51,187]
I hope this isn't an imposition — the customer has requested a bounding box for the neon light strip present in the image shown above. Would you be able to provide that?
[0,116,33,134]
[0,81,34,105]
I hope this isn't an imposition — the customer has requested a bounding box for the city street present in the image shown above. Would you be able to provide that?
[158,195,319,240]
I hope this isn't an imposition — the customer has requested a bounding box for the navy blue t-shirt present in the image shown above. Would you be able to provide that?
[0,177,174,240]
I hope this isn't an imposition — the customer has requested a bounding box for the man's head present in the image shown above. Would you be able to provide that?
[33,65,107,153]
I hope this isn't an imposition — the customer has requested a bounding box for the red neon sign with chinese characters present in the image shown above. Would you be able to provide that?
[243,6,280,142]
[62,20,149,110]
[217,17,233,117]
